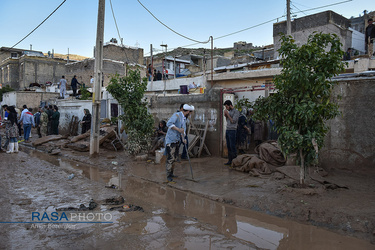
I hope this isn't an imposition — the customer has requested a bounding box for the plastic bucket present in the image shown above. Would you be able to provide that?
[180,85,188,94]
[155,149,164,163]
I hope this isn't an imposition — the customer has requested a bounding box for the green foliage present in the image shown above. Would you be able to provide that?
[253,33,345,178]
[79,86,91,100]
[235,97,253,112]
[110,116,118,125]
[0,85,14,102]
[107,69,154,155]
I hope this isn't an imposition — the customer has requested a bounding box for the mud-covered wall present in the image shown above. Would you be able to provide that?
[147,89,221,156]
[321,78,375,169]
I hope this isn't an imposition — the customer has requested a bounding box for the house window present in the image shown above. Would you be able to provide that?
[11,52,18,58]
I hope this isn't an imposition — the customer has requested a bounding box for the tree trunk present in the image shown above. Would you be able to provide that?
[300,148,305,185]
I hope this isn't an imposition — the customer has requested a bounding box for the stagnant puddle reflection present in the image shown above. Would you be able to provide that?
[26,149,374,249]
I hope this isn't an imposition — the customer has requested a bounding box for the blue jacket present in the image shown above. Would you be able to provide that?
[165,111,186,145]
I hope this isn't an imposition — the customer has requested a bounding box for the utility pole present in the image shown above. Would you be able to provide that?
[210,36,213,88]
[161,44,167,96]
[287,0,291,36]
[150,44,153,86]
[90,0,105,156]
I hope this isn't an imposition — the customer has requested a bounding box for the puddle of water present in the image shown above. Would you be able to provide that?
[122,177,374,250]
[25,149,374,249]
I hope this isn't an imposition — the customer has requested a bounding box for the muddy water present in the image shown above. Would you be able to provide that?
[26,150,374,249]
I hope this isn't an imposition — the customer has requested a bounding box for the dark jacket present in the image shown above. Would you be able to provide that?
[71,77,80,89]
[34,111,41,126]
[366,24,375,43]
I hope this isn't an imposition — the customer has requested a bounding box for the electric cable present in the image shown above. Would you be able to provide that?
[109,0,123,45]
[109,0,130,63]
[9,0,67,50]
[136,0,210,44]
[144,0,353,55]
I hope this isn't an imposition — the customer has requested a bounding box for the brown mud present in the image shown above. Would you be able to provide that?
[0,137,374,249]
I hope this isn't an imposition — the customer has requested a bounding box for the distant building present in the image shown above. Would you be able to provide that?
[273,11,352,58]
[0,40,144,90]
[233,41,253,51]
[0,47,66,90]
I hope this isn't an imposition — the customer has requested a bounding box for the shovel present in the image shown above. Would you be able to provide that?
[184,142,198,183]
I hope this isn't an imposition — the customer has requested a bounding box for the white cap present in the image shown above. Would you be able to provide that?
[183,104,194,111]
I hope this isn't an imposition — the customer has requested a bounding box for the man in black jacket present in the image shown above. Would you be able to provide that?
[71,75,81,97]
[366,18,375,58]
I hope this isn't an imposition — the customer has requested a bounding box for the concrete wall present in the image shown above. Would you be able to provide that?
[321,77,375,169]
[19,57,66,89]
[273,11,351,58]
[103,43,144,65]
[147,89,222,156]
[65,58,146,88]
[2,91,59,110]
[55,99,93,135]
[0,59,20,89]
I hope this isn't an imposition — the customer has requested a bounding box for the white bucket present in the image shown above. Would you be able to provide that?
[155,149,164,164]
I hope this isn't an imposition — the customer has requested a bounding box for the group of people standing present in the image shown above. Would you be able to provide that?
[0,104,60,153]
[147,64,167,82]
[59,75,82,99]
[223,100,278,166]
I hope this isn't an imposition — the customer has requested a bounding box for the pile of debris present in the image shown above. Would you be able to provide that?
[32,125,123,152]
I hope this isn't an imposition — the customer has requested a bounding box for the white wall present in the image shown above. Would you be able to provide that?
[350,28,365,54]
[55,99,93,134]
[147,75,206,92]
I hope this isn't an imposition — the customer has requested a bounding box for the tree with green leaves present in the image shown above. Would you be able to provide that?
[253,32,345,184]
[107,68,154,155]
[0,85,14,102]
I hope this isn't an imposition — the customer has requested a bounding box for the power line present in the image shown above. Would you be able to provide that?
[215,18,280,40]
[9,0,67,50]
[136,0,210,44]
[144,0,353,55]
[109,0,130,63]
[109,0,123,45]
[291,0,352,15]
[291,2,309,16]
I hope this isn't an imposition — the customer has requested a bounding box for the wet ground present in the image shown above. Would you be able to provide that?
[0,144,374,249]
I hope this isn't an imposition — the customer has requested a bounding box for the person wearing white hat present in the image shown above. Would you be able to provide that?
[178,104,194,160]
[164,104,194,183]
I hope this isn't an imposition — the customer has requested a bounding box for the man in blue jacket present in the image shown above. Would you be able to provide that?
[164,104,194,183]
[18,105,35,143]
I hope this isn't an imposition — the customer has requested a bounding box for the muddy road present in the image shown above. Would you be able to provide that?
[0,147,374,249]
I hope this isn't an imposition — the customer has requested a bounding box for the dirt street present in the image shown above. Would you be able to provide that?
[0,139,374,249]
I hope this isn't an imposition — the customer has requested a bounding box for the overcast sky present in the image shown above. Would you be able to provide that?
[0,0,371,57]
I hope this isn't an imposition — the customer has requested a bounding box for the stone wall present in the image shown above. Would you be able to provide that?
[103,44,144,65]
[65,58,146,88]
[0,59,20,89]
[147,89,221,156]
[19,57,66,89]
[321,77,375,169]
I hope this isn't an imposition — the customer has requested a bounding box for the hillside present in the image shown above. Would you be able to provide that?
[43,53,89,61]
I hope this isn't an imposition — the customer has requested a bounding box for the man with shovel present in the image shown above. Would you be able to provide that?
[164,104,194,183]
